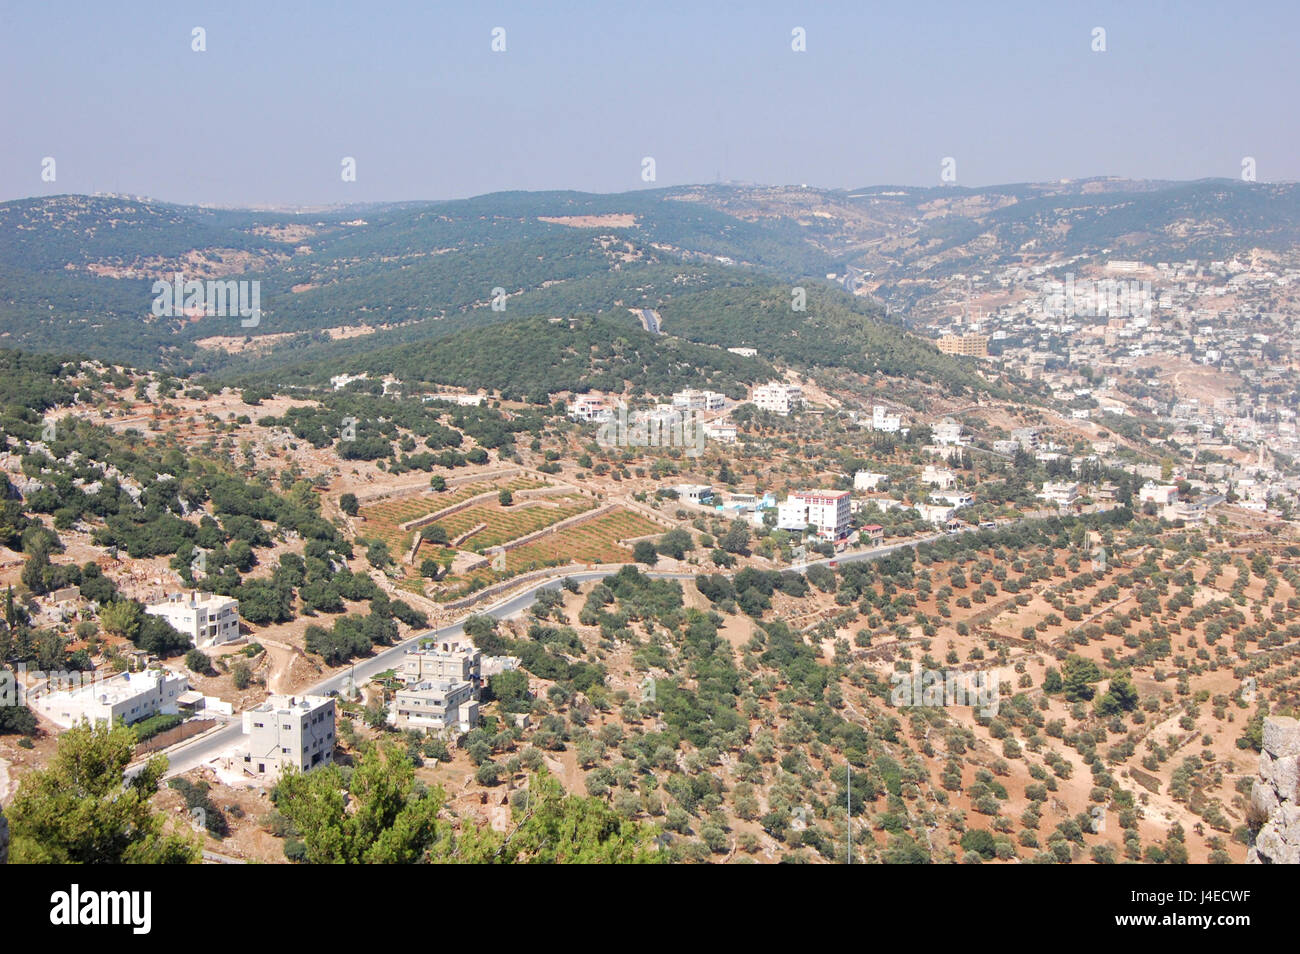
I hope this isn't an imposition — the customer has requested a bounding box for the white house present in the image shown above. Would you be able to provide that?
[35,669,189,728]
[752,383,804,417]
[1038,481,1080,508]
[869,405,904,433]
[854,470,888,491]
[393,680,479,734]
[241,694,336,779]
[921,465,957,489]
[145,591,240,648]
[914,502,957,527]
[703,420,738,444]
[671,388,726,411]
[567,396,613,422]
[932,418,965,446]
[675,483,714,506]
[1138,482,1179,507]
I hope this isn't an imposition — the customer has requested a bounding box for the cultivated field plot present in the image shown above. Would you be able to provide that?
[416,507,664,601]
[431,493,596,552]
[503,508,663,571]
[359,476,548,553]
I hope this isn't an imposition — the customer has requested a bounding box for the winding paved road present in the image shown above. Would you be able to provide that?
[152,510,1087,779]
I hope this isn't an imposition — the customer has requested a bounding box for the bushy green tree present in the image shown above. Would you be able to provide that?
[7,721,200,863]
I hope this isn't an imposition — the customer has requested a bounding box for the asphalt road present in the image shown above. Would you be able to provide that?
[150,509,1083,778]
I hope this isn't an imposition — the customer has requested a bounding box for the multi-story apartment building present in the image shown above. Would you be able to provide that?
[937,333,989,357]
[671,388,726,411]
[241,694,336,779]
[777,490,851,540]
[751,382,803,416]
[402,639,482,688]
[145,591,240,648]
[1039,480,1080,508]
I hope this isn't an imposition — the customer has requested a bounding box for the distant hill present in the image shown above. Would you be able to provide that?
[0,190,835,371]
[671,178,1300,278]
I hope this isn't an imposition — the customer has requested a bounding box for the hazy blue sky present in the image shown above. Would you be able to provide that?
[2,0,1297,205]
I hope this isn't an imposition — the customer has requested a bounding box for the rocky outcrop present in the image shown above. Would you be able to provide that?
[1248,716,1300,864]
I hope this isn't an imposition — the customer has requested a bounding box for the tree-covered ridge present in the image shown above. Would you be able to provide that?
[0,195,289,272]
[322,314,774,402]
[0,189,834,372]
[656,283,991,393]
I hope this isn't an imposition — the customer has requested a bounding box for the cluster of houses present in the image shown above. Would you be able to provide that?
[29,586,515,783]
[390,637,484,735]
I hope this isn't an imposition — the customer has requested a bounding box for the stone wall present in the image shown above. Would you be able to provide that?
[1248,715,1300,864]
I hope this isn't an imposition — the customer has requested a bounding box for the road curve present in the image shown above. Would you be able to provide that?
[154,512,1078,778]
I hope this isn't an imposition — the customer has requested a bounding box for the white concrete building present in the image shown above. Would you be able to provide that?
[675,483,714,506]
[1039,480,1080,508]
[146,591,240,648]
[932,418,965,446]
[393,679,479,734]
[241,694,336,779]
[1166,500,1206,523]
[914,502,958,527]
[703,420,738,444]
[921,465,957,489]
[671,388,725,411]
[752,383,804,416]
[1138,482,1179,507]
[1011,427,1041,449]
[853,470,888,491]
[402,639,482,687]
[777,490,851,540]
[35,669,189,728]
[869,405,904,433]
[567,395,613,422]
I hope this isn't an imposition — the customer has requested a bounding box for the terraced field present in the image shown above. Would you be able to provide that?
[432,494,597,552]
[414,507,664,601]
[503,508,663,571]
[359,476,548,553]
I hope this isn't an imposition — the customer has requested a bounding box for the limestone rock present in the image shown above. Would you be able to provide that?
[1263,716,1300,759]
[1272,756,1300,804]
[1251,778,1280,819]
[1249,717,1300,864]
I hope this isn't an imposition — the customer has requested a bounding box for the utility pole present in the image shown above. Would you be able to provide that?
[847,763,852,864]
